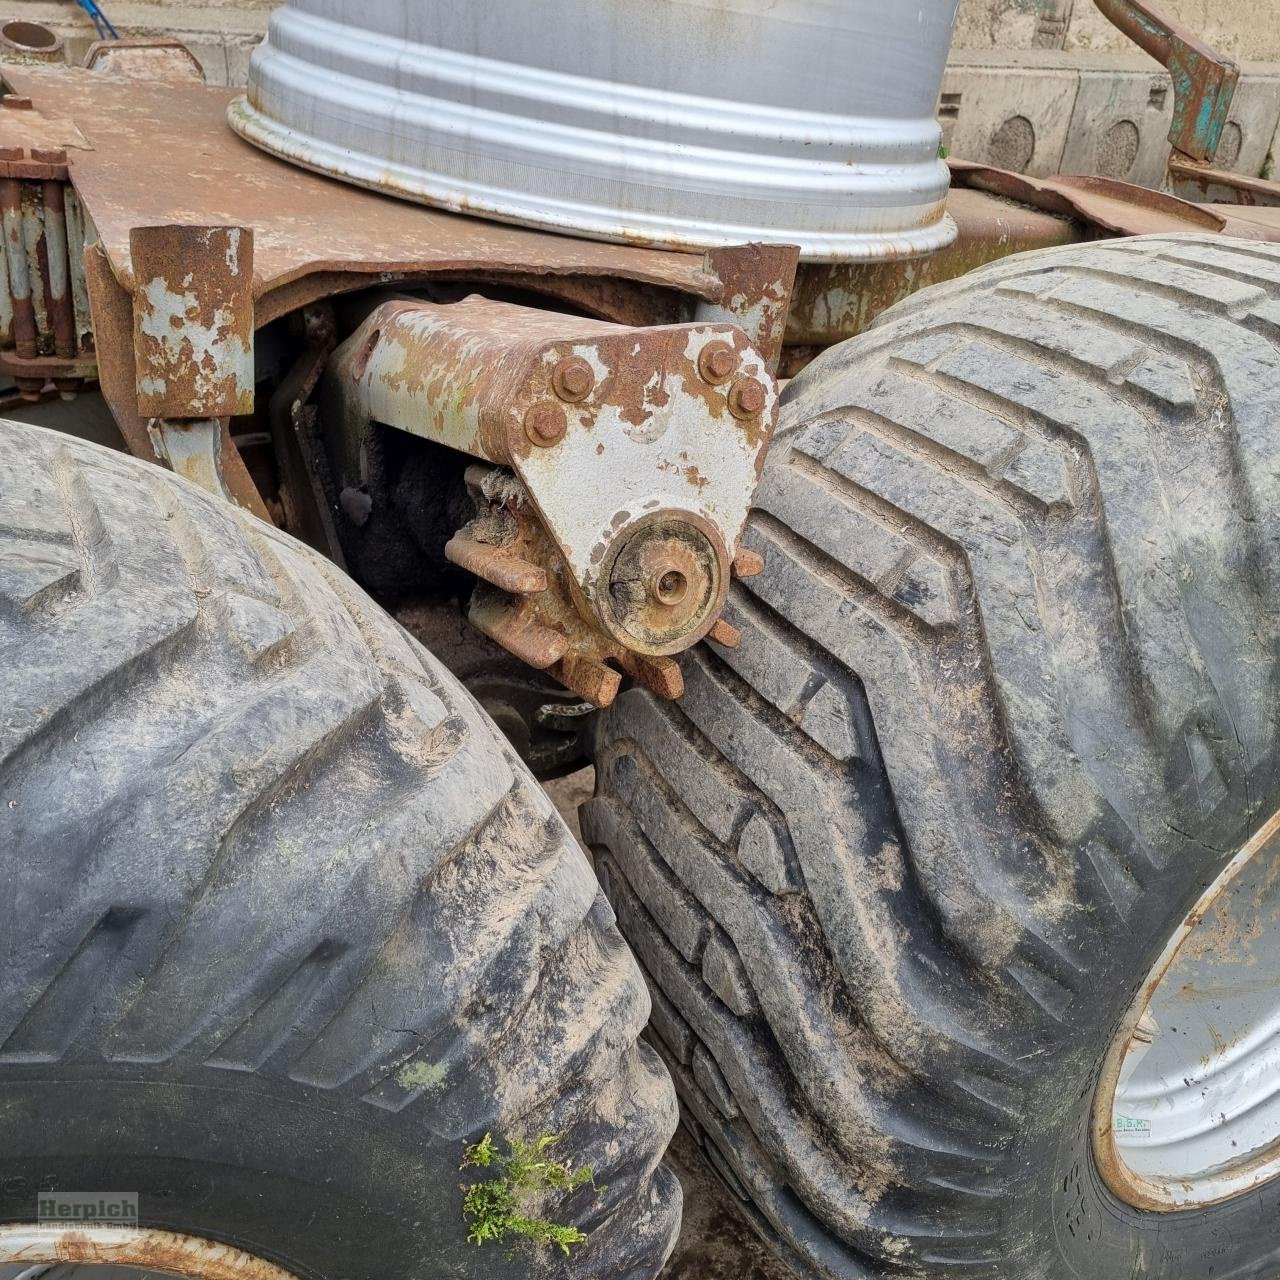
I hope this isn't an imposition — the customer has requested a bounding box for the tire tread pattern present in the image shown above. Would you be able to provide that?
[589,236,1280,1278]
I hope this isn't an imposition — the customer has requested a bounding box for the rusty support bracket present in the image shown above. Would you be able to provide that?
[323,295,779,704]
[84,239,270,519]
[1094,0,1238,163]
[129,223,255,420]
[696,243,799,376]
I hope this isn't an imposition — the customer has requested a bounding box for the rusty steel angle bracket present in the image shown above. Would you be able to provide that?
[1093,0,1239,163]
[129,223,255,420]
[323,295,776,702]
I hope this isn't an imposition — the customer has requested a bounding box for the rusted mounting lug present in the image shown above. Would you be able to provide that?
[324,294,779,703]
[1093,0,1238,164]
[129,223,255,421]
[695,243,799,377]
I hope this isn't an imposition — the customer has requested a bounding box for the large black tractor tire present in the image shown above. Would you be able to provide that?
[0,422,679,1279]
[586,235,1280,1278]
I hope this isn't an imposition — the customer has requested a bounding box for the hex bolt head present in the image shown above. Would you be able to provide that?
[524,401,568,446]
[698,341,737,385]
[728,377,767,419]
[552,355,595,403]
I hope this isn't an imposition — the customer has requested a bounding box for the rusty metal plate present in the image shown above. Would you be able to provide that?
[325,295,775,647]
[948,159,1280,243]
[130,223,254,419]
[0,92,91,155]
[1169,160,1280,209]
[84,37,207,84]
[1,68,724,315]
[786,187,1082,348]
[1094,0,1239,163]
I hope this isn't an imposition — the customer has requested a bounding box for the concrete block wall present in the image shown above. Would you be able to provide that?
[943,48,1280,183]
[954,0,1279,63]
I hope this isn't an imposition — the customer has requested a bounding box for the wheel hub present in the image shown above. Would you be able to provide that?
[1093,810,1280,1210]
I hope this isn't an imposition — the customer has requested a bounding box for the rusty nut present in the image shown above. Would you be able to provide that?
[728,377,766,420]
[648,564,690,607]
[552,355,595,403]
[524,401,567,446]
[698,341,737,385]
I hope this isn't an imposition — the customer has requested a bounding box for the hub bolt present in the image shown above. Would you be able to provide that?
[728,377,766,420]
[552,356,595,403]
[524,401,567,446]
[698,341,737,385]
[649,566,690,607]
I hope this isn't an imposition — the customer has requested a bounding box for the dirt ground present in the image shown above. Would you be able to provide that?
[661,1127,796,1280]
[544,768,794,1280]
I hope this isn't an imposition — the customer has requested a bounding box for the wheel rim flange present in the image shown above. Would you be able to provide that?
[1093,807,1280,1211]
[0,1225,298,1279]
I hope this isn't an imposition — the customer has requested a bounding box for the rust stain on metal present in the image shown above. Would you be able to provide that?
[727,377,766,421]
[708,618,742,649]
[0,20,64,64]
[445,464,732,708]
[0,92,91,156]
[470,586,570,670]
[951,160,1226,236]
[1169,159,1280,209]
[322,293,775,692]
[0,129,96,397]
[130,223,255,419]
[552,354,594,402]
[559,652,623,708]
[786,175,1280,353]
[698,242,799,375]
[84,239,269,519]
[697,340,737,385]
[786,186,1081,348]
[524,401,567,446]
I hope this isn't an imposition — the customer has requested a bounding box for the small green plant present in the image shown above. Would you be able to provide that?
[460,1131,602,1256]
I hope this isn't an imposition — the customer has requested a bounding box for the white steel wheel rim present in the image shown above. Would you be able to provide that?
[1093,809,1280,1211]
[0,1226,298,1279]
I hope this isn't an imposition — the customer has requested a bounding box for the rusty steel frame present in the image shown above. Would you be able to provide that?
[0,66,796,528]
